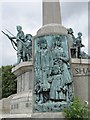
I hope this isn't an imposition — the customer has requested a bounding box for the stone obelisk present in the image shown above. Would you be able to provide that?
[37,0,67,35]
[43,0,61,25]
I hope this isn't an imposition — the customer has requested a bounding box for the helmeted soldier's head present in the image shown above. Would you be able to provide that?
[16,25,22,31]
[78,32,82,37]
[67,28,73,34]
[26,34,32,40]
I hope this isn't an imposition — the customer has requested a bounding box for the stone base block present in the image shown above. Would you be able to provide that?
[10,90,33,114]
[1,112,65,119]
[31,112,64,118]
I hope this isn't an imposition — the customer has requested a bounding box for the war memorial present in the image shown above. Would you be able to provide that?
[0,0,90,119]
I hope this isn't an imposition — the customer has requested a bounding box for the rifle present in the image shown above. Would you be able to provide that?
[5,29,32,53]
[5,29,26,47]
[1,31,17,47]
[2,29,31,52]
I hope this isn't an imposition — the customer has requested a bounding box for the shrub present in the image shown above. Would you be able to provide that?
[64,98,88,120]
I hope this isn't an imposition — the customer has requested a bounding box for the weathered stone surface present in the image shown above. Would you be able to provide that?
[72,58,89,102]
[12,62,33,93]
[10,91,33,114]
[12,61,33,76]
[37,24,67,36]
[43,0,61,25]
[0,112,64,119]
[0,94,15,115]
[11,62,34,114]
[31,112,64,118]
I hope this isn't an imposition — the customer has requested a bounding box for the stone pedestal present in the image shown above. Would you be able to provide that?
[37,24,67,36]
[0,59,89,118]
[10,91,32,114]
[3,58,89,117]
[31,112,64,118]
[72,59,90,102]
[10,62,34,114]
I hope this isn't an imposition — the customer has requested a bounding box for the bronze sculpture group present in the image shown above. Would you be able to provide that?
[2,25,32,65]
[67,28,89,59]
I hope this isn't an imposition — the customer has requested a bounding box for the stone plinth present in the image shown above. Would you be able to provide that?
[12,61,33,93]
[10,62,34,114]
[31,112,64,118]
[0,112,64,119]
[10,91,33,114]
[37,24,67,36]
[0,94,15,115]
[12,62,33,76]
[72,58,90,102]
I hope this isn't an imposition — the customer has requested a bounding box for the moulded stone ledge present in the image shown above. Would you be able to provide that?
[71,58,90,64]
[31,112,65,118]
[37,24,67,36]
[12,61,33,76]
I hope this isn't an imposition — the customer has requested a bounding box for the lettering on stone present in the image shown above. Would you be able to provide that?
[75,67,90,76]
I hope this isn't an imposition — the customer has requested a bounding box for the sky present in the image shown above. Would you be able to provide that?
[0,0,89,66]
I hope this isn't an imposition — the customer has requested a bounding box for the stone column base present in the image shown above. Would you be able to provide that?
[10,90,33,114]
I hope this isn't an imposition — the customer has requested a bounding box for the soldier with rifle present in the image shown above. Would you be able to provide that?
[2,25,25,64]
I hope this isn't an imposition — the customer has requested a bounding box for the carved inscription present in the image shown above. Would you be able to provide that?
[75,67,90,76]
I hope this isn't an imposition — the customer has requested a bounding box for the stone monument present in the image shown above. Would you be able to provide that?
[1,0,89,118]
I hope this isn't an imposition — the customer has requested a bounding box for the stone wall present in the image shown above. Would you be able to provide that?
[72,59,89,102]
[10,91,33,114]
[12,61,33,93]
[10,62,33,114]
[0,94,15,115]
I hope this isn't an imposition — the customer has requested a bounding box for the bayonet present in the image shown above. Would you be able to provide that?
[5,29,15,37]
[1,30,17,50]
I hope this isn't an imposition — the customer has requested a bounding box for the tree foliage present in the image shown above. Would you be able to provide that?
[0,65,17,99]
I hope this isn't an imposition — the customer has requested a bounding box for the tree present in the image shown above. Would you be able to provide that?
[0,65,17,99]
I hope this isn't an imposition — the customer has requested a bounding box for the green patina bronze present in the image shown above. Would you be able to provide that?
[23,34,32,61]
[67,28,90,59]
[2,26,32,64]
[34,34,73,112]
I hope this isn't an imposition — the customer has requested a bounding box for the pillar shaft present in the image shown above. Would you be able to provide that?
[43,0,61,25]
